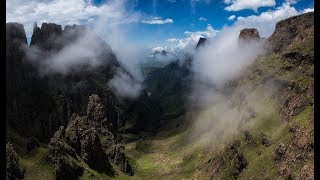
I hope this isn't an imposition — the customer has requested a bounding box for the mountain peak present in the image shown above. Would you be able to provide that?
[196,37,207,48]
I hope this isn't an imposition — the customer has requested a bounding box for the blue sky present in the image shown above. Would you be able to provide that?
[7,0,314,48]
[95,0,313,48]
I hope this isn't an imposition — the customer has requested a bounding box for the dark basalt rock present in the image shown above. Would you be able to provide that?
[30,22,63,51]
[6,143,25,180]
[196,37,207,48]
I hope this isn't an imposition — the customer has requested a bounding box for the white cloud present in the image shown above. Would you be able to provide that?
[228,15,236,21]
[167,38,179,42]
[224,0,276,12]
[6,0,140,37]
[142,17,174,24]
[152,46,167,52]
[185,24,217,41]
[303,8,314,13]
[199,17,207,21]
[169,24,218,49]
[234,2,300,37]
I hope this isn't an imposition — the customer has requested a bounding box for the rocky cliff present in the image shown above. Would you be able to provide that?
[265,12,314,52]
[199,12,314,179]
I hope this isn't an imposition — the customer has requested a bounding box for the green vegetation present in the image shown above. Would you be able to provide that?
[20,147,55,180]
[118,128,204,179]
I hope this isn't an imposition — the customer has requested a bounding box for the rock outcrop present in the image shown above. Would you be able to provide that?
[238,28,262,47]
[47,127,84,180]
[239,28,260,41]
[265,12,314,52]
[30,22,63,51]
[48,94,133,178]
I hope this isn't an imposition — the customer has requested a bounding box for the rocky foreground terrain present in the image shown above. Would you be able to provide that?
[6,12,313,179]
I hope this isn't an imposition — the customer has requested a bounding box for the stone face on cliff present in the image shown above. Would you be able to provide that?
[265,12,314,52]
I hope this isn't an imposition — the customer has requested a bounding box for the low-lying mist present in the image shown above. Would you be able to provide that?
[185,25,271,145]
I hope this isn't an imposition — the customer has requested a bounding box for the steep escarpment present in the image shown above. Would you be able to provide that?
[265,12,314,52]
[6,22,148,178]
[6,22,155,146]
[6,12,314,180]
[197,12,314,179]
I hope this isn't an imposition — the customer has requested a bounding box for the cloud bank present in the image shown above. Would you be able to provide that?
[6,0,140,38]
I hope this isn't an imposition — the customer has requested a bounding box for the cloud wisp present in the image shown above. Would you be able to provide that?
[224,0,276,12]
[228,15,236,21]
[142,17,174,24]
[199,17,207,21]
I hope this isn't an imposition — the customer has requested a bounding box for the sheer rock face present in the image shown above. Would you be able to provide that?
[30,23,63,51]
[6,22,122,143]
[265,12,314,52]
[6,23,28,98]
[6,143,25,180]
[6,23,27,48]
